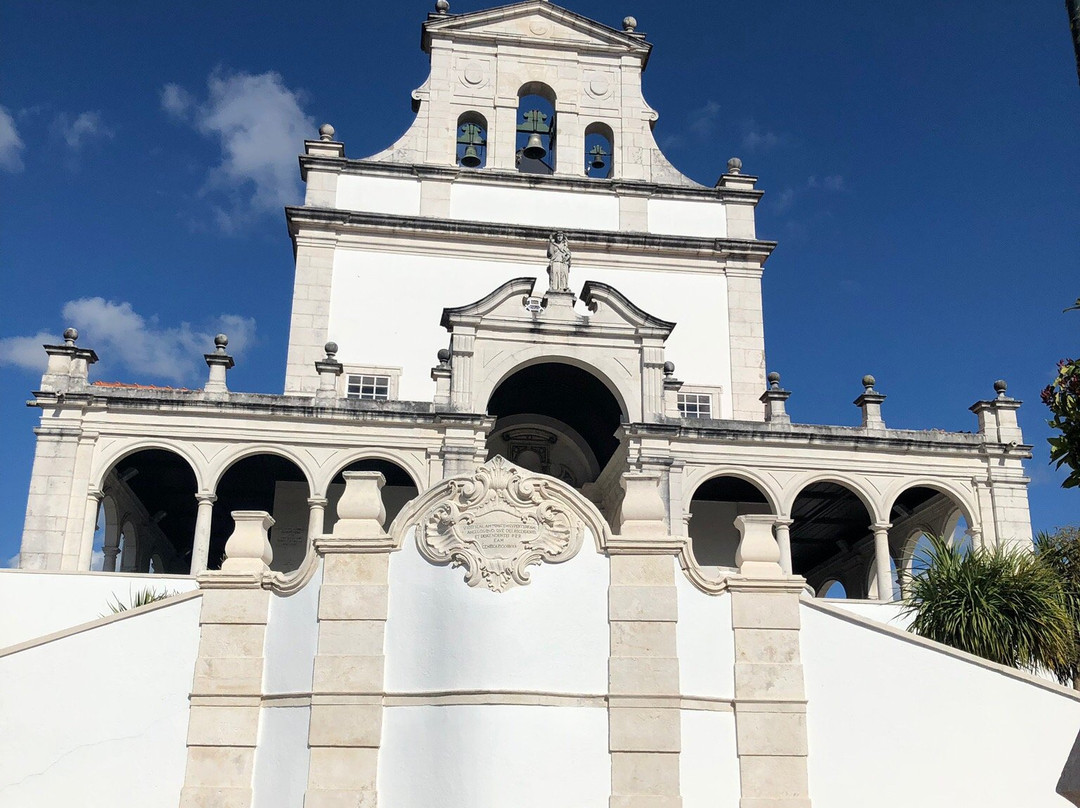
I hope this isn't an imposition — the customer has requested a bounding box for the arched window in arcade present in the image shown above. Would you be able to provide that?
[584,122,614,179]
[687,476,772,570]
[788,481,874,599]
[456,111,487,169]
[486,362,623,490]
[819,580,848,599]
[889,486,971,595]
[324,458,420,533]
[210,454,311,574]
[516,83,556,174]
[92,449,199,574]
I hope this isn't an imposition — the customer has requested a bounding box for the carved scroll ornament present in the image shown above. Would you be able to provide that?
[417,456,583,592]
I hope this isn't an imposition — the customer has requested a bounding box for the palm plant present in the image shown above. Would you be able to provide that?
[1035,527,1080,687]
[901,535,1074,677]
[104,586,177,615]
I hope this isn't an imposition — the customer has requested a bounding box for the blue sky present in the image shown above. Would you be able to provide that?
[1,0,1078,565]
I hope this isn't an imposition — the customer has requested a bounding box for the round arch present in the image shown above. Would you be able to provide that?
[208,445,316,496]
[478,350,634,422]
[819,579,848,599]
[92,440,205,493]
[324,456,421,535]
[882,478,978,532]
[682,467,782,515]
[685,472,776,573]
[781,473,884,525]
[318,450,426,495]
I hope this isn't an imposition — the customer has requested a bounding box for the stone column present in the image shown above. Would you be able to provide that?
[76,488,103,570]
[307,472,391,808]
[609,472,682,808]
[729,515,811,808]
[872,523,893,602]
[773,518,794,575]
[180,511,274,808]
[189,494,216,576]
[307,496,328,540]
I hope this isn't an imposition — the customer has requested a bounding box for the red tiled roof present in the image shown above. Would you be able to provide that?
[92,381,197,391]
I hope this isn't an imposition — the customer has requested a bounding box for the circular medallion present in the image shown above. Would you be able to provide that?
[529,19,549,36]
[588,76,610,98]
[462,62,485,86]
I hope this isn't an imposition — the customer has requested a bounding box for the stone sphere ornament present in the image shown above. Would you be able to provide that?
[319,123,335,141]
[862,374,876,390]
[622,15,637,32]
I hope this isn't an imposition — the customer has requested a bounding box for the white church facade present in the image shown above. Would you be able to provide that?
[3,2,1079,806]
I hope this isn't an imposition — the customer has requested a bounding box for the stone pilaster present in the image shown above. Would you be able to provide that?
[307,472,391,808]
[726,266,767,421]
[729,515,811,808]
[181,511,275,808]
[609,472,682,808]
[285,233,336,395]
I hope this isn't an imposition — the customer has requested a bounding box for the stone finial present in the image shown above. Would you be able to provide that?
[663,360,675,378]
[622,15,637,32]
[761,371,792,423]
[437,347,452,367]
[971,380,1023,444]
[435,0,450,13]
[41,327,98,392]
[204,333,234,395]
[324,341,338,360]
[63,327,78,346]
[854,374,886,430]
[727,157,743,175]
[318,123,335,141]
[220,510,275,574]
[315,341,344,398]
[994,379,1008,398]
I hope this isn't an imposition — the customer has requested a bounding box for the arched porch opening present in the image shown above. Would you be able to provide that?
[889,485,972,594]
[324,458,420,533]
[93,448,198,573]
[485,361,624,489]
[688,475,772,570]
[790,481,874,598]
[211,454,311,573]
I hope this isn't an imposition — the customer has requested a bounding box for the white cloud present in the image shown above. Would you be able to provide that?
[823,174,845,191]
[162,70,314,229]
[0,106,25,172]
[772,187,796,212]
[688,100,722,139]
[741,127,782,152]
[53,110,114,150]
[6,553,20,569]
[0,299,256,384]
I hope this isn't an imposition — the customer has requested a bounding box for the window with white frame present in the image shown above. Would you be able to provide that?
[346,374,390,401]
[677,391,712,419]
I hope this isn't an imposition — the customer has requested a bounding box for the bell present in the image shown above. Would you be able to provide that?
[522,132,546,160]
[590,153,606,170]
[460,144,481,168]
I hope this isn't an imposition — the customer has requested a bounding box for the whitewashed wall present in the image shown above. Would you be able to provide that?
[328,249,732,407]
[253,706,311,808]
[800,602,1080,807]
[0,569,197,648]
[0,596,201,808]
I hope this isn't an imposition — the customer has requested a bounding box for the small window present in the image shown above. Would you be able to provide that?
[347,374,390,401]
[678,392,712,419]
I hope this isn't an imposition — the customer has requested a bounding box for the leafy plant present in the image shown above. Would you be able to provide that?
[104,586,177,615]
[1042,297,1080,489]
[901,535,1074,677]
[1036,526,1080,687]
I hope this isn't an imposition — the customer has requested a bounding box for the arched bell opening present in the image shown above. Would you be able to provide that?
[789,481,874,599]
[584,122,614,179]
[456,111,488,169]
[687,475,772,571]
[94,449,199,574]
[211,454,311,574]
[485,362,623,489]
[516,82,556,174]
[324,458,420,533]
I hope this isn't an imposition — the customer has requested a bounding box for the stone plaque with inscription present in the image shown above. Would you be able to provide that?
[417,456,583,592]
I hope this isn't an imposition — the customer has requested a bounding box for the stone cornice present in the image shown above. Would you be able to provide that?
[298,155,762,203]
[286,205,777,260]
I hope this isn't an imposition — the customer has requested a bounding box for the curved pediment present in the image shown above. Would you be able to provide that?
[580,281,675,338]
[440,277,537,330]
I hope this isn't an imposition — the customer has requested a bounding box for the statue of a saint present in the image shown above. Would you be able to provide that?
[546,232,572,292]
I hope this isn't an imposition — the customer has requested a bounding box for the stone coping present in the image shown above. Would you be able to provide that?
[0,589,203,659]
[286,206,776,258]
[298,155,762,203]
[802,597,1080,702]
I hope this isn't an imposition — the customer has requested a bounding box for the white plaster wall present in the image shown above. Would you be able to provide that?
[0,596,201,808]
[0,569,197,648]
[827,600,911,630]
[450,183,620,230]
[336,175,421,216]
[384,526,608,694]
[252,706,311,808]
[647,198,727,238]
[263,561,322,694]
[328,249,731,406]
[800,603,1080,807]
[676,578,735,699]
[380,704,610,807]
[681,709,741,808]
